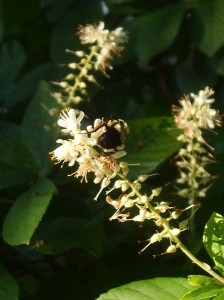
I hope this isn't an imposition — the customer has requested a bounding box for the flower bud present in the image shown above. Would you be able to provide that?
[170,228,180,236]
[166,245,177,254]
[68,63,77,69]
[152,187,162,197]
[65,74,75,80]
[94,177,102,184]
[74,96,82,104]
[140,195,148,204]
[150,233,161,244]
[179,219,189,230]
[80,58,87,65]
[120,162,129,169]
[133,181,141,190]
[59,81,68,88]
[137,174,149,182]
[114,180,122,189]
[203,263,211,270]
[171,209,182,219]
[121,182,129,192]
[75,51,84,57]
[124,199,135,208]
[93,118,102,127]
[87,75,96,82]
[79,81,86,88]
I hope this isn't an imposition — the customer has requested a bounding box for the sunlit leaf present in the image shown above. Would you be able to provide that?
[181,284,224,300]
[97,277,192,300]
[214,290,224,299]
[203,212,224,276]
[188,275,221,287]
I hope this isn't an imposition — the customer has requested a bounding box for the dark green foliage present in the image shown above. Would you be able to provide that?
[1,0,224,299]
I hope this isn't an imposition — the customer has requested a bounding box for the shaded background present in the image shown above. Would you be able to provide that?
[1,0,224,299]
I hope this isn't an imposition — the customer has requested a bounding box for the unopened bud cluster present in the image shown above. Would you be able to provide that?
[52,22,128,107]
[173,87,221,204]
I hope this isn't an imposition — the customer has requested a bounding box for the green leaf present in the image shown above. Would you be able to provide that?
[35,217,105,257]
[203,212,224,276]
[22,81,60,174]
[181,284,224,300]
[214,290,224,299]
[127,3,184,64]
[3,178,56,245]
[97,277,192,300]
[188,275,221,287]
[0,121,19,141]
[175,56,217,93]
[3,63,56,108]
[0,135,39,189]
[0,40,56,108]
[0,264,19,300]
[210,50,224,75]
[126,116,179,174]
[0,20,3,43]
[196,0,224,57]
[0,40,26,85]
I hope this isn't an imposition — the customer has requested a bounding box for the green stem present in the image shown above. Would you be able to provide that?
[188,139,197,234]
[174,236,224,284]
[118,172,224,285]
[67,46,98,106]
[150,204,224,284]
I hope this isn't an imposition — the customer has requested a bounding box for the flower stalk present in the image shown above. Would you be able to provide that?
[50,22,224,285]
[52,22,128,108]
[66,47,96,106]
[115,172,224,284]
[173,87,221,207]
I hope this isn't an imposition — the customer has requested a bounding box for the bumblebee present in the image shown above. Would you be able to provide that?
[88,117,129,154]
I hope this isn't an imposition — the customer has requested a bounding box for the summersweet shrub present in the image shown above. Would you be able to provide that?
[50,23,224,299]
[2,1,224,299]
